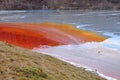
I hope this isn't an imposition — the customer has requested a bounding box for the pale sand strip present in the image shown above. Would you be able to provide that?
[33,44,120,80]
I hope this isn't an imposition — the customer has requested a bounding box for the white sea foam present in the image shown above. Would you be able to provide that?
[76,24,91,28]
[101,37,120,51]
[117,22,120,24]
[109,13,119,16]
[101,32,120,51]
[20,15,26,18]
[0,10,26,15]
[0,11,8,14]
[103,32,115,37]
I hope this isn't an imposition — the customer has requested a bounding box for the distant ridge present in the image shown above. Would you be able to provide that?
[0,0,120,10]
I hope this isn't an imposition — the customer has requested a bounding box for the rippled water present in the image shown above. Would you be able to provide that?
[0,10,120,35]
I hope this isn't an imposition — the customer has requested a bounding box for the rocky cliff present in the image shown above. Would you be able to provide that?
[0,0,120,10]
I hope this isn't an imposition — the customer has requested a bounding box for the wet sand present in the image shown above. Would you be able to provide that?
[33,44,120,80]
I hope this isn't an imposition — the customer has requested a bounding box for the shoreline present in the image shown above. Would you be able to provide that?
[56,57,117,80]
[33,44,120,80]
[35,51,116,80]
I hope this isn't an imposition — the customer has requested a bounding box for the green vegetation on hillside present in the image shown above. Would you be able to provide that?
[0,41,105,80]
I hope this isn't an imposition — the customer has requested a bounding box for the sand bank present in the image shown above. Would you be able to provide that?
[33,43,120,80]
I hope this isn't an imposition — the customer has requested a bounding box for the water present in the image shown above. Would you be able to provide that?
[0,10,120,80]
[0,10,120,35]
[1,10,120,51]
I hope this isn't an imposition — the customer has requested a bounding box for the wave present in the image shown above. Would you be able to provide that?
[75,23,120,52]
[0,22,105,49]
[76,24,92,29]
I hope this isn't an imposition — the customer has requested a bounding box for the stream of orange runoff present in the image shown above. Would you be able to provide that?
[0,22,106,49]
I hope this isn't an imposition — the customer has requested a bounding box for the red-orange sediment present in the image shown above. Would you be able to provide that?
[0,22,106,49]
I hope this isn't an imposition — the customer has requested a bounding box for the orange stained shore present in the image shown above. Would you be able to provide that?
[0,22,106,49]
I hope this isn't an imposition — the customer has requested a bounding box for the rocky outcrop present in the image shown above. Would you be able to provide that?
[0,0,120,10]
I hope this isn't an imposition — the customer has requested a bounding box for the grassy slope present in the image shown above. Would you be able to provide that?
[0,41,105,80]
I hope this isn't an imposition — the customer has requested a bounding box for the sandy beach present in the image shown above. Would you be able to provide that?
[33,43,120,80]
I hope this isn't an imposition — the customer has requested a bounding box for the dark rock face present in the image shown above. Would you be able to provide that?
[0,0,120,10]
[107,0,120,4]
[0,0,47,10]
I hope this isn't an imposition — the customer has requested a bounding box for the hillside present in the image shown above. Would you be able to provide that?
[0,41,105,80]
[0,0,120,10]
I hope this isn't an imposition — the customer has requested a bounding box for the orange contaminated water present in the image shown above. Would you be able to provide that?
[0,22,106,49]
